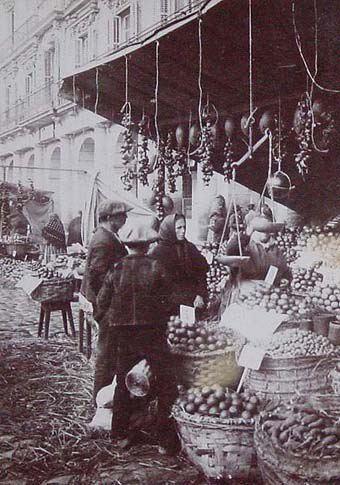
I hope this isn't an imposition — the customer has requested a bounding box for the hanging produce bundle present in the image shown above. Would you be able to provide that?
[258,399,340,458]
[197,118,214,185]
[177,385,260,420]
[294,94,313,178]
[151,153,166,220]
[223,137,234,182]
[136,116,150,186]
[266,328,338,358]
[271,114,288,165]
[167,316,233,353]
[163,131,177,193]
[0,185,10,236]
[120,110,136,191]
[202,242,230,300]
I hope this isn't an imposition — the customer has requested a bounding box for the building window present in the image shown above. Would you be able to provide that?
[76,33,89,67]
[182,172,192,219]
[107,7,132,50]
[9,7,15,44]
[44,50,54,85]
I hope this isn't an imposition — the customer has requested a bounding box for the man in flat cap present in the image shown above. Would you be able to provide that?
[81,199,131,399]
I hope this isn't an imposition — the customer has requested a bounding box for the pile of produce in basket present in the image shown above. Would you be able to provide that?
[177,385,260,420]
[290,265,323,294]
[173,386,260,481]
[0,258,40,283]
[167,316,233,353]
[238,284,313,316]
[310,283,340,313]
[255,395,340,484]
[266,329,338,358]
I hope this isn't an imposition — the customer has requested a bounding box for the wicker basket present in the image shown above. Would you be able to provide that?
[31,278,75,303]
[173,405,256,480]
[255,395,340,484]
[245,354,332,401]
[170,346,242,389]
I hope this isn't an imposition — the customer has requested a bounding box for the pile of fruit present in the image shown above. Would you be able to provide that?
[258,399,340,457]
[177,385,260,420]
[201,242,230,299]
[276,227,300,263]
[238,284,313,317]
[167,316,234,353]
[310,283,340,313]
[290,266,323,294]
[267,329,338,358]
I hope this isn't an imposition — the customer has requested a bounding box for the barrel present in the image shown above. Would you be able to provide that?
[245,354,332,401]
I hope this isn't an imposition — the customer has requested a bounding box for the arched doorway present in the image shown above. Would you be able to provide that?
[49,147,61,214]
[78,137,94,208]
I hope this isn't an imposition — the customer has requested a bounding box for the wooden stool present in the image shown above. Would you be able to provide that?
[38,300,76,340]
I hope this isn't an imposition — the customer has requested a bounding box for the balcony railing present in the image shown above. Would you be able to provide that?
[0,1,65,64]
[0,82,64,134]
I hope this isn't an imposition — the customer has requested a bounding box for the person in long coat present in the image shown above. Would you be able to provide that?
[95,225,177,453]
[81,199,131,399]
[150,213,209,315]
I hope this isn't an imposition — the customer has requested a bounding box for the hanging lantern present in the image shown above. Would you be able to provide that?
[259,111,274,134]
[240,114,249,135]
[175,124,188,149]
[267,170,292,200]
[189,124,200,146]
[224,117,235,138]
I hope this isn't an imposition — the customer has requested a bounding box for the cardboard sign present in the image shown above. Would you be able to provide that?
[237,343,266,370]
[180,305,195,324]
[17,275,43,296]
[265,265,278,287]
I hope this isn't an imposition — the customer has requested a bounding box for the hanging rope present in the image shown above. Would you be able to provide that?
[120,56,131,118]
[278,92,282,171]
[94,68,99,114]
[248,0,253,153]
[292,1,340,93]
[198,17,203,131]
[154,41,160,151]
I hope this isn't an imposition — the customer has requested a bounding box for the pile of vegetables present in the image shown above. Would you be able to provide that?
[258,399,340,458]
[167,317,233,353]
[0,257,26,282]
[267,329,338,358]
[178,385,260,420]
[290,266,323,294]
[238,284,313,317]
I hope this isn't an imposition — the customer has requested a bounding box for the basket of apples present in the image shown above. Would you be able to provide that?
[172,385,260,481]
[167,316,243,388]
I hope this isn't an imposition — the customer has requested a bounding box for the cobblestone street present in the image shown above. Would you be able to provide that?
[0,283,205,485]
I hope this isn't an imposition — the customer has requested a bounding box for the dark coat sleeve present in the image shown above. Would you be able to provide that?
[95,270,114,323]
[88,242,115,297]
[187,242,209,300]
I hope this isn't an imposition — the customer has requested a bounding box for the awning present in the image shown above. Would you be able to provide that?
[61,0,340,127]
[61,0,340,220]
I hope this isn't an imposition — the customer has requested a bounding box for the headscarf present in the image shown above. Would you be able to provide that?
[42,213,66,249]
[158,214,185,244]
[158,214,192,277]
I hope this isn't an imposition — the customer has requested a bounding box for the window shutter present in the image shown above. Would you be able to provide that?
[160,0,169,20]
[112,16,120,48]
[75,38,81,66]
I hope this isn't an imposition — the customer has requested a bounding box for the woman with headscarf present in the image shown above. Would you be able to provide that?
[150,214,209,315]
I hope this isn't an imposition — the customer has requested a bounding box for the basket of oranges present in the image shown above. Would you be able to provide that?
[167,316,243,389]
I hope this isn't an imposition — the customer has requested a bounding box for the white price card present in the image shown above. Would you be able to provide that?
[265,265,278,287]
[180,305,195,324]
[237,343,266,370]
